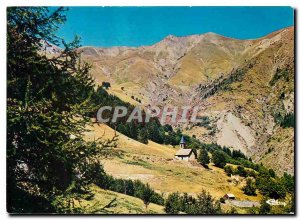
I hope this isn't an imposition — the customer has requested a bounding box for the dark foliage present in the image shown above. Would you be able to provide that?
[198,148,210,167]
[274,112,294,128]
[259,198,271,214]
[243,178,257,196]
[96,174,164,206]
[212,151,228,168]
[165,191,221,214]
[7,7,116,213]
[269,68,290,86]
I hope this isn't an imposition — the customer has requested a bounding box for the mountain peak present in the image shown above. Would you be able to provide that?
[202,32,218,36]
[164,34,178,41]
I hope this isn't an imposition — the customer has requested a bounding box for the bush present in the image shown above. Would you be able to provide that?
[224,165,234,176]
[165,190,221,214]
[269,169,276,178]
[212,151,228,168]
[269,68,289,86]
[274,112,294,128]
[96,175,164,206]
[259,198,271,214]
[236,166,248,177]
[281,113,294,128]
[243,178,257,196]
[219,197,225,203]
[256,175,286,199]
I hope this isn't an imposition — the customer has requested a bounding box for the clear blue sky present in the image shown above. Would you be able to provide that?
[55,7,294,47]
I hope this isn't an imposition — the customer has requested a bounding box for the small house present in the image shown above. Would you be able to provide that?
[175,149,197,161]
[224,193,235,200]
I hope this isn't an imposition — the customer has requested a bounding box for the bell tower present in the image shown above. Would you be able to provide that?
[179,136,186,149]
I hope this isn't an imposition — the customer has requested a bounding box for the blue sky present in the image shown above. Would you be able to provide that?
[55,7,294,47]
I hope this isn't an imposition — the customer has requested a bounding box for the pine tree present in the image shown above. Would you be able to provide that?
[243,178,257,196]
[198,148,210,167]
[165,190,221,214]
[191,190,221,214]
[7,7,116,213]
[269,169,276,178]
[212,151,228,168]
[141,183,154,211]
[137,127,149,144]
[259,197,271,214]
[165,193,181,214]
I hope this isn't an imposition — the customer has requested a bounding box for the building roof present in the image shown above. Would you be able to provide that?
[175,148,194,156]
[180,136,186,144]
[225,193,235,198]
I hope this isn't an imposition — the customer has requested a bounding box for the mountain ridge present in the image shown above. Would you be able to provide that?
[79,26,294,175]
[77,26,293,49]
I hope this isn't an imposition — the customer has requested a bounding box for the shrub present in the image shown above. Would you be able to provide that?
[224,165,234,176]
[212,151,228,168]
[198,149,210,167]
[219,197,225,203]
[243,178,257,196]
[96,175,164,206]
[165,190,221,214]
[259,198,271,214]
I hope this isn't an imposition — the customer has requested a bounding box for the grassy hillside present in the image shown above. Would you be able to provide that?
[259,127,294,175]
[84,123,262,202]
[78,185,165,214]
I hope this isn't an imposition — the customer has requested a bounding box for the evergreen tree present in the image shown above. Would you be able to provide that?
[163,124,173,132]
[281,172,294,194]
[198,148,210,167]
[137,127,149,144]
[195,190,221,214]
[146,120,164,144]
[243,178,257,196]
[164,190,221,214]
[164,193,182,214]
[232,149,246,159]
[269,169,276,178]
[236,165,248,177]
[212,151,228,168]
[191,190,221,214]
[256,175,286,199]
[7,7,116,213]
[259,198,271,214]
[222,147,232,156]
[140,183,154,210]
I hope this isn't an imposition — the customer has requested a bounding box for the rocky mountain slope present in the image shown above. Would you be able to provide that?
[79,27,294,175]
